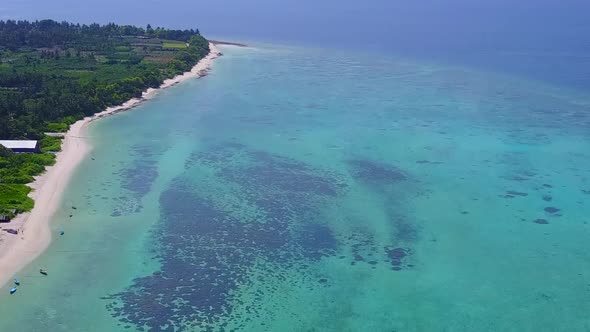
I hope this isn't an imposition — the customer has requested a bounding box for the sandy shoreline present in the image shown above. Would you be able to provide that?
[0,43,222,288]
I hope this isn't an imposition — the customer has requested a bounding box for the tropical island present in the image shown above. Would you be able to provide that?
[0,19,211,220]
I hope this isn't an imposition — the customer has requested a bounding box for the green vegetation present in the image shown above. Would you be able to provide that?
[0,19,210,216]
[0,152,56,184]
[0,184,34,218]
[163,41,188,49]
[0,151,56,217]
[40,136,62,152]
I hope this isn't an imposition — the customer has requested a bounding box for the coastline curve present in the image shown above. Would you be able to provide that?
[0,43,222,288]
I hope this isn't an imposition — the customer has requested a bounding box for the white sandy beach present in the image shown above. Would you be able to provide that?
[0,43,222,288]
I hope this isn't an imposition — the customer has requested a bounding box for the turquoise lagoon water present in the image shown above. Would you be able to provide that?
[0,45,590,331]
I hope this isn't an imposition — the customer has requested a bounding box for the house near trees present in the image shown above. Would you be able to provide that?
[0,140,40,153]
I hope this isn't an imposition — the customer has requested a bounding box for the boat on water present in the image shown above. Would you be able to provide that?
[9,288,17,295]
[13,279,20,286]
[40,269,48,276]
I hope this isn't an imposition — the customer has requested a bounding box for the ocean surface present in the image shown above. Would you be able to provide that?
[1,44,590,331]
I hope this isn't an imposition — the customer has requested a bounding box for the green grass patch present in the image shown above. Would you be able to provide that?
[163,41,187,49]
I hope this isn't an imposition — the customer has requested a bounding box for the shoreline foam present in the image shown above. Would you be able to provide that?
[0,43,222,288]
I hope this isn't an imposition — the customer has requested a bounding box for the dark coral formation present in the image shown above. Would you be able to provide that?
[347,159,417,270]
[415,160,443,165]
[384,246,411,271]
[506,190,528,197]
[111,144,161,217]
[106,145,346,330]
[107,145,421,330]
[348,159,407,184]
[347,232,378,266]
[394,218,418,242]
[544,207,561,214]
[502,169,537,182]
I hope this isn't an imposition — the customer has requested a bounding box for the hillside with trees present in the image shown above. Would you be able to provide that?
[0,19,210,217]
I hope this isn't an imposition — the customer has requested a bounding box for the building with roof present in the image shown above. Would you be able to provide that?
[0,140,40,153]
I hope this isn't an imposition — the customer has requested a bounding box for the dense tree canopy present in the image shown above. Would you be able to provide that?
[0,19,209,139]
[0,19,200,50]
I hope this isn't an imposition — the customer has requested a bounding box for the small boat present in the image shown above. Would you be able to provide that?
[9,288,17,294]
[14,279,20,286]
[60,230,65,236]
[40,269,48,276]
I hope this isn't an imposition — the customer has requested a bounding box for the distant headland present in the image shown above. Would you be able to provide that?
[209,40,248,47]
